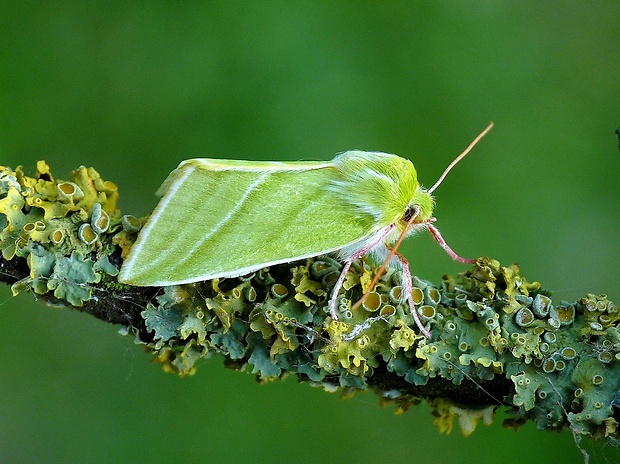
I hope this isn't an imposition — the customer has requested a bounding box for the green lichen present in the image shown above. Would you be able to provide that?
[131,253,619,441]
[0,161,138,306]
[1,161,619,446]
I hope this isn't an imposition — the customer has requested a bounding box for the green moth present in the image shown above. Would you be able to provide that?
[119,123,493,337]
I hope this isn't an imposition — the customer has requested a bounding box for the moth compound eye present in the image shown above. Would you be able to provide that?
[402,205,419,222]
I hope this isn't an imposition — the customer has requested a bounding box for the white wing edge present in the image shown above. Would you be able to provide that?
[178,157,334,172]
[155,158,335,196]
[119,232,381,287]
[118,164,197,283]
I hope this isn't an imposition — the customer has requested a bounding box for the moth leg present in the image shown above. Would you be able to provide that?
[394,252,432,338]
[328,226,395,321]
[328,254,359,320]
[352,206,421,312]
[427,223,476,264]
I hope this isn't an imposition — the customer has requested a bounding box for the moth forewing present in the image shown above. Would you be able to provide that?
[119,155,383,286]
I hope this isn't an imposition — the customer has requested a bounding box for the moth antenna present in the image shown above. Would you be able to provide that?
[428,122,493,194]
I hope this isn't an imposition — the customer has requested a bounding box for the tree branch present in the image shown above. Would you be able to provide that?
[0,161,618,443]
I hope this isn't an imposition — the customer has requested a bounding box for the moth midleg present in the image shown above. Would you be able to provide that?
[328,225,394,321]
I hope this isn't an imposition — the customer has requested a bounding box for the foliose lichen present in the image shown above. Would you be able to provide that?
[1,161,618,445]
[0,161,139,305]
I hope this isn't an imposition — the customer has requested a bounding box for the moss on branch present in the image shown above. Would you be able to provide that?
[0,161,618,442]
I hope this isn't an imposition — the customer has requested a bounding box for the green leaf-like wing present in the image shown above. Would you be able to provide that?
[119,158,381,285]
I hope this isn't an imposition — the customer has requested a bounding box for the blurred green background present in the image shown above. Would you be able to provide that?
[0,2,618,463]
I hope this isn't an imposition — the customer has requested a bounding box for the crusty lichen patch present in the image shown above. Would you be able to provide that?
[0,161,140,305]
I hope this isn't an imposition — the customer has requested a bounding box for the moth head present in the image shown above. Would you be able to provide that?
[402,187,434,226]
